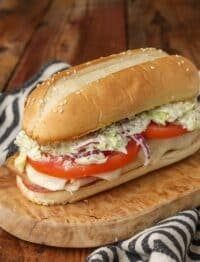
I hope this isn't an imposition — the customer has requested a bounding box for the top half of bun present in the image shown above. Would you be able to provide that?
[22,48,200,144]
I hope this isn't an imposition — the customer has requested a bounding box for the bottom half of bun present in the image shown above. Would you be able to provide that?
[14,130,200,205]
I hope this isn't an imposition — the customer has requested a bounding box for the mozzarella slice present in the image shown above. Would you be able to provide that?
[94,169,121,181]
[65,169,121,192]
[26,165,122,193]
[26,164,67,191]
[65,177,97,193]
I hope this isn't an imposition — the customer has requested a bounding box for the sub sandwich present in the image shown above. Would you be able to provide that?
[11,48,200,205]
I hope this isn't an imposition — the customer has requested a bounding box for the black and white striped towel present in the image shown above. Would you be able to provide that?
[1,62,200,262]
[88,209,200,262]
[0,61,69,165]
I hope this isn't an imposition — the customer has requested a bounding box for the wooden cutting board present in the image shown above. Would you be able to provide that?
[0,151,200,248]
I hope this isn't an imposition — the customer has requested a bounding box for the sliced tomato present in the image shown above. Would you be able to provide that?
[28,140,139,179]
[143,122,188,139]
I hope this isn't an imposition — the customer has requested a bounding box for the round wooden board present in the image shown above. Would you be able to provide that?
[0,152,200,248]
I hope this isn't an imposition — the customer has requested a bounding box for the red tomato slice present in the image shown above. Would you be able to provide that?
[143,122,188,139]
[28,140,139,179]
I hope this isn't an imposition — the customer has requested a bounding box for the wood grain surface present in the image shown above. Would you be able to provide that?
[6,0,126,90]
[0,0,50,91]
[0,0,199,261]
[1,152,200,250]
[127,0,200,67]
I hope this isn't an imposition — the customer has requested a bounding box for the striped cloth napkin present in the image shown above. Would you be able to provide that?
[0,61,200,262]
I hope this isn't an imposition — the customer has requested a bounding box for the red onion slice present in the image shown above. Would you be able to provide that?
[132,134,150,166]
[73,139,99,150]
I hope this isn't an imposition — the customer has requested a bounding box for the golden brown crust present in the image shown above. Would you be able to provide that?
[14,131,200,205]
[23,49,199,144]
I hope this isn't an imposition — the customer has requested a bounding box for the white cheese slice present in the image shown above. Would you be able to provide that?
[94,169,121,181]
[26,165,122,193]
[65,169,121,192]
[65,177,97,193]
[26,164,68,191]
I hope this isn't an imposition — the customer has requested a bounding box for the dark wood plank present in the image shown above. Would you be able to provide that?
[0,228,92,262]
[6,0,126,90]
[126,0,200,67]
[0,0,51,91]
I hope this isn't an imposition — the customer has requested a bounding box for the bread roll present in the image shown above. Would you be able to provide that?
[23,48,199,144]
[11,48,200,206]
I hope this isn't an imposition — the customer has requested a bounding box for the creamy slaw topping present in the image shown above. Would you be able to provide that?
[15,98,200,166]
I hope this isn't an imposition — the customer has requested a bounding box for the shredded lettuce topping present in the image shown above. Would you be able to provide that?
[15,98,200,166]
[147,100,196,125]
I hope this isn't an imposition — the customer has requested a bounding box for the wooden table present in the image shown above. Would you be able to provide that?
[0,0,199,261]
